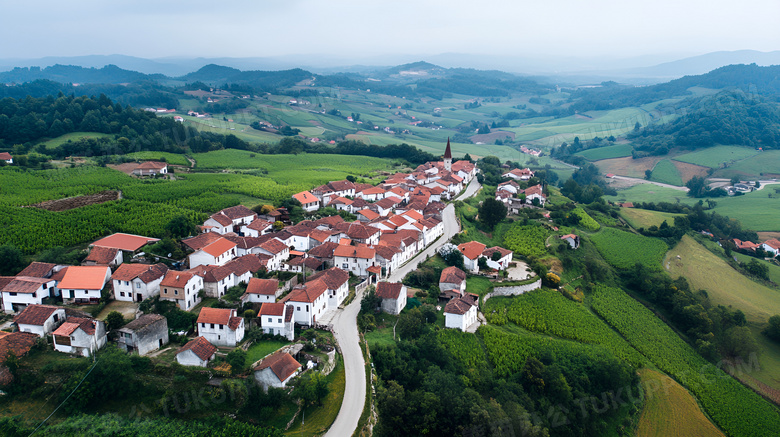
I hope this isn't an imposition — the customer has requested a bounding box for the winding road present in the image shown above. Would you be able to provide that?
[324,178,482,436]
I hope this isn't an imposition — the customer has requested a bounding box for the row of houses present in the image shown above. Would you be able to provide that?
[733,238,780,257]
[496,179,547,214]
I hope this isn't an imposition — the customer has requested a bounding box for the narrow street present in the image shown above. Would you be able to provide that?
[324,177,482,436]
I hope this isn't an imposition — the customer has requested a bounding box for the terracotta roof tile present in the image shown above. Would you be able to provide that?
[219,205,256,220]
[17,262,56,278]
[182,233,223,251]
[135,161,167,170]
[308,242,338,259]
[440,266,466,284]
[257,351,301,382]
[161,271,196,288]
[0,332,38,363]
[307,267,349,290]
[2,277,50,294]
[482,246,513,259]
[293,191,318,204]
[283,280,327,303]
[91,233,159,252]
[246,278,279,296]
[202,238,237,257]
[259,238,288,255]
[178,336,217,361]
[444,294,477,315]
[56,266,110,291]
[14,304,60,326]
[259,302,285,316]
[376,282,403,299]
[112,263,168,283]
[84,246,120,265]
[334,245,375,260]
[458,241,487,260]
[209,212,233,227]
[197,307,235,326]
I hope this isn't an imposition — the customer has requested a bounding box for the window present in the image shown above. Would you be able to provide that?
[53,314,59,322]
[210,323,215,329]
[120,292,125,297]
[278,318,282,323]
[201,323,205,328]
[9,292,16,296]
[32,292,36,298]
[268,317,272,322]
[174,290,178,295]
[297,306,301,311]
[306,305,309,311]
[164,288,168,293]
[219,324,223,330]
[136,282,141,289]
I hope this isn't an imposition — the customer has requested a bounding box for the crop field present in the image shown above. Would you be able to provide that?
[574,143,633,161]
[635,368,725,437]
[501,223,550,258]
[438,330,488,369]
[619,208,682,229]
[673,145,760,169]
[591,285,780,437]
[483,291,645,366]
[572,207,599,231]
[664,235,780,324]
[122,151,191,166]
[595,156,665,179]
[590,227,668,269]
[712,150,780,180]
[650,159,683,186]
[671,160,711,183]
[604,184,694,205]
[709,188,780,231]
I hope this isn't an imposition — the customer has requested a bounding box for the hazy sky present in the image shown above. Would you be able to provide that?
[2,0,778,60]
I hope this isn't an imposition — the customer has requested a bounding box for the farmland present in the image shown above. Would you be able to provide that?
[574,143,633,161]
[591,285,780,437]
[664,235,780,324]
[711,150,780,179]
[38,131,113,149]
[590,227,668,269]
[635,369,725,437]
[483,291,645,366]
[121,151,191,166]
[620,208,683,229]
[604,183,694,205]
[673,145,760,169]
[501,223,550,258]
[649,159,683,186]
[572,207,599,231]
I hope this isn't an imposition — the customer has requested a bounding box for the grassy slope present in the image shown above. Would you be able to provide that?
[635,369,725,437]
[575,144,633,161]
[664,235,780,324]
[285,356,346,437]
[37,131,112,149]
[650,159,683,186]
[620,208,683,229]
[123,151,191,166]
[673,145,759,169]
[713,151,780,179]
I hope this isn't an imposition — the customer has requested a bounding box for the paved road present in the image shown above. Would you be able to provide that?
[323,288,366,437]
[389,178,482,282]
[324,178,481,436]
[611,175,689,192]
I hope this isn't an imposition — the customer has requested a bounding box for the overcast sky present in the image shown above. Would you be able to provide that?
[2,0,778,62]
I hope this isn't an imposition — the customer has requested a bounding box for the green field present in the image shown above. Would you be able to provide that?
[575,143,633,161]
[122,151,191,166]
[591,285,780,437]
[712,151,780,180]
[501,223,550,258]
[604,184,694,205]
[650,159,683,186]
[590,227,668,270]
[665,235,780,324]
[674,145,760,169]
[572,207,599,231]
[245,340,292,365]
[636,368,725,437]
[620,208,683,229]
[732,251,780,285]
[37,131,113,149]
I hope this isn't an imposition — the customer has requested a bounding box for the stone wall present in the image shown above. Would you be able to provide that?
[482,278,542,304]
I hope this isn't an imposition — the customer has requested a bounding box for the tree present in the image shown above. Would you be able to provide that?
[685,176,708,198]
[105,311,125,331]
[730,176,741,186]
[360,286,380,314]
[764,315,780,342]
[0,246,24,276]
[721,326,758,359]
[477,257,489,270]
[478,197,507,230]
[164,215,197,239]
[645,169,653,180]
[226,348,247,375]
[743,259,769,280]
[273,221,285,231]
[438,244,464,270]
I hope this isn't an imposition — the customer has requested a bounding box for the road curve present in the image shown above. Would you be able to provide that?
[323,289,366,437]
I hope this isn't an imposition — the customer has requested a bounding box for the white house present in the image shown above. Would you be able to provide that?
[444,294,479,331]
[763,239,780,257]
[255,238,290,272]
[481,246,513,270]
[282,280,329,327]
[333,245,377,278]
[160,271,203,311]
[560,234,580,249]
[176,336,218,367]
[522,184,546,206]
[55,266,112,305]
[309,267,350,308]
[258,302,295,340]
[188,265,236,298]
[197,307,245,347]
[132,161,168,176]
[457,241,487,274]
[497,180,520,194]
[375,246,402,279]
[1,277,57,313]
[82,246,123,266]
[502,168,534,180]
[188,237,237,268]
[242,219,273,237]
[376,282,407,315]
[0,152,13,164]
[241,278,279,304]
[203,205,257,235]
[439,266,467,299]
[253,351,302,392]
[13,304,66,336]
[117,314,169,356]
[52,317,107,357]
[293,191,320,212]
[111,263,168,303]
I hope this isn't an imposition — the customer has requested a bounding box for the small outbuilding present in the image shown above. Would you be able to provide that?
[253,351,302,392]
[176,336,217,367]
[117,314,169,356]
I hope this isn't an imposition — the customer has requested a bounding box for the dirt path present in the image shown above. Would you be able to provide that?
[610,175,689,191]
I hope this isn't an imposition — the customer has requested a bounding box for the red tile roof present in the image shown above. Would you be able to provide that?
[182,232,223,251]
[482,246,512,259]
[440,266,466,285]
[444,294,477,315]
[17,262,57,278]
[84,246,120,265]
[209,212,233,227]
[160,271,196,289]
[53,317,98,336]
[178,336,217,361]
[357,209,380,221]
[187,264,233,282]
[376,282,404,299]
[225,254,263,276]
[259,302,286,316]
[246,278,279,296]
[458,241,487,260]
[308,242,338,259]
[293,191,318,204]
[112,263,168,283]
[315,215,344,228]
[524,184,544,197]
[765,239,780,250]
[91,233,159,252]
[334,245,375,260]
[14,304,60,326]
[0,332,38,363]
[0,152,12,161]
[57,266,110,291]
[197,307,235,325]
[246,219,272,232]
[284,280,328,303]
[2,277,50,294]
[219,205,256,220]
[257,351,301,382]
[135,161,168,170]
[202,238,237,257]
[307,267,349,290]
[259,238,288,255]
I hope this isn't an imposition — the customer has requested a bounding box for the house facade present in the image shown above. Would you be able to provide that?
[13,304,66,336]
[176,336,217,367]
[117,314,169,356]
[241,278,279,304]
[112,263,168,303]
[444,294,479,331]
[1,277,57,313]
[55,266,112,305]
[160,271,203,311]
[52,317,107,357]
[259,303,295,340]
[376,282,407,315]
[333,245,377,277]
[197,307,245,347]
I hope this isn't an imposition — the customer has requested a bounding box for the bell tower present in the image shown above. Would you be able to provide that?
[443,138,452,172]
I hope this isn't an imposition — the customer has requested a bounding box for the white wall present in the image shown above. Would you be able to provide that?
[176,349,211,367]
[114,276,163,302]
[199,319,244,347]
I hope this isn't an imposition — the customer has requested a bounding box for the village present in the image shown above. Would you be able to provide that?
[0,139,560,402]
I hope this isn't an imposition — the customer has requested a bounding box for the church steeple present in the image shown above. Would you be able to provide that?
[443,138,452,171]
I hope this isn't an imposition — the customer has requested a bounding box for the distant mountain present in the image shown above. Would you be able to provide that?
[0,54,190,77]
[0,64,157,84]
